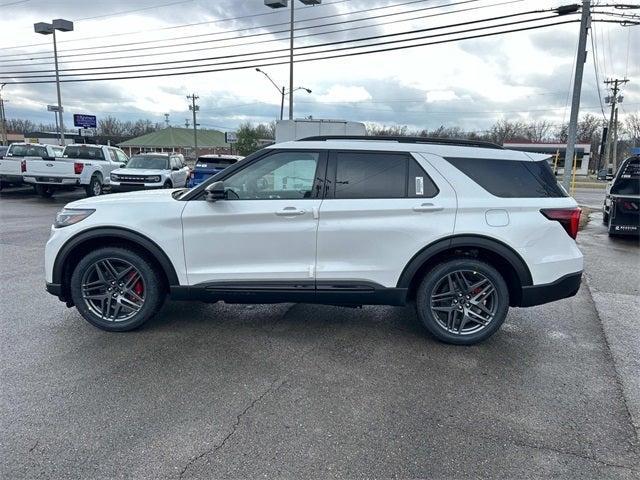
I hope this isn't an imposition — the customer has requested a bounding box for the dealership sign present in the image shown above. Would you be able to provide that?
[73,114,97,129]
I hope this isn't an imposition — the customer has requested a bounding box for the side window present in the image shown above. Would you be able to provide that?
[408,157,439,197]
[116,150,128,164]
[224,151,319,200]
[108,149,118,162]
[334,152,407,199]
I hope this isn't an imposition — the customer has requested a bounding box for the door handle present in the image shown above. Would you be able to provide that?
[275,207,306,216]
[413,203,443,212]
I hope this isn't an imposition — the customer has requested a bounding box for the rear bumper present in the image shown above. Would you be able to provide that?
[519,271,582,307]
[23,176,79,185]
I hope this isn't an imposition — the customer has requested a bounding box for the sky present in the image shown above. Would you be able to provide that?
[0,0,638,134]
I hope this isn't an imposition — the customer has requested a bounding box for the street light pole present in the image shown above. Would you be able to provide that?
[264,1,322,120]
[34,19,73,147]
[256,68,311,121]
[52,29,64,146]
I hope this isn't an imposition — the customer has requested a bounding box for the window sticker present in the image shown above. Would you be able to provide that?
[415,176,424,195]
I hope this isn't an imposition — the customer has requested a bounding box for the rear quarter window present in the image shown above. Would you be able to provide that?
[445,157,567,198]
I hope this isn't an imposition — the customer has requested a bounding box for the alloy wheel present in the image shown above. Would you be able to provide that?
[81,258,146,322]
[429,269,498,335]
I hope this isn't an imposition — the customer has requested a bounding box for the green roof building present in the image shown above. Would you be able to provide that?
[118,127,230,157]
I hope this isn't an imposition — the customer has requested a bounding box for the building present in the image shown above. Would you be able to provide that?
[504,142,591,176]
[118,127,230,157]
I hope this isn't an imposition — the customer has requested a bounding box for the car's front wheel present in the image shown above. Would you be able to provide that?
[69,247,165,331]
[415,258,509,345]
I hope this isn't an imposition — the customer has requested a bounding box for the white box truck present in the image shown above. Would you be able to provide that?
[275,119,366,143]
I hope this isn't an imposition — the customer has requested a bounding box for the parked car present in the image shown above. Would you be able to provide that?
[188,154,242,187]
[110,153,189,192]
[0,143,64,191]
[45,136,583,345]
[597,167,614,181]
[23,144,128,198]
[0,146,8,157]
[603,155,640,236]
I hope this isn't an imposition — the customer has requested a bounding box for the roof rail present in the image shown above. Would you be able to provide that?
[298,135,504,150]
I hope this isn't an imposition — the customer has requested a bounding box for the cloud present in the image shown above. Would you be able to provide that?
[317,85,372,103]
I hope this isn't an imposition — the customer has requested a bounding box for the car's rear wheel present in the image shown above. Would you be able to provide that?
[416,258,509,345]
[35,184,54,198]
[85,175,103,197]
[69,247,165,331]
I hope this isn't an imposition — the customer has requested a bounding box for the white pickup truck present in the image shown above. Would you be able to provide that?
[23,144,129,198]
[0,143,64,191]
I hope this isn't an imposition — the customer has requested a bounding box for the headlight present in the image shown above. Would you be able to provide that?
[145,176,161,182]
[110,173,119,181]
[54,208,95,228]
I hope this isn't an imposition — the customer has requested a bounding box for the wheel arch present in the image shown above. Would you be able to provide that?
[53,227,180,302]
[397,235,533,307]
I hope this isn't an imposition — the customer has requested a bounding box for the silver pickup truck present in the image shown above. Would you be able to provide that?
[24,144,129,198]
[0,143,64,191]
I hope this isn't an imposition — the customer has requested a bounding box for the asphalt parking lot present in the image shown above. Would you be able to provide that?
[1,186,638,479]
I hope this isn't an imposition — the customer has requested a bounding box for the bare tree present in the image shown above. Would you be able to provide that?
[524,120,553,142]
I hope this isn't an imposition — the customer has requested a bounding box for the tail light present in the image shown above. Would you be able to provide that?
[541,208,581,240]
[21,160,26,172]
[74,162,84,174]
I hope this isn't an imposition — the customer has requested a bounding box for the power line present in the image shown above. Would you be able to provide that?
[0,0,485,61]
[75,0,195,22]
[589,29,607,120]
[1,7,551,77]
[0,0,354,51]
[2,18,579,85]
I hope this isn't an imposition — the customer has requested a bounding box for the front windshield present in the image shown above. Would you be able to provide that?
[126,156,169,170]
[8,144,48,157]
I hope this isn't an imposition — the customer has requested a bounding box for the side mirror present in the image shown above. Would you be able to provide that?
[120,163,126,168]
[205,181,226,202]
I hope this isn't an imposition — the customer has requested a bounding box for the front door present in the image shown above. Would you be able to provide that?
[181,150,326,285]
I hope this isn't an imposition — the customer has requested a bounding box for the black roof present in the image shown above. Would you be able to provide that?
[298,135,504,150]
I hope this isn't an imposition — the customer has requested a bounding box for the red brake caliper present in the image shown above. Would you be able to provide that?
[126,271,144,297]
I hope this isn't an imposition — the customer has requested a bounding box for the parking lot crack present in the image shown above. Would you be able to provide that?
[177,343,319,479]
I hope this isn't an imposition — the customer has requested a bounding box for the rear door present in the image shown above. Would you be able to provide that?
[316,150,456,288]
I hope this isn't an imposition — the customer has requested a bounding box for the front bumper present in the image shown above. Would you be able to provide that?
[110,182,164,192]
[519,271,582,307]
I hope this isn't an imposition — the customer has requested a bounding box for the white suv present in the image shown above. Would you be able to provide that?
[44,136,583,345]
[110,153,190,191]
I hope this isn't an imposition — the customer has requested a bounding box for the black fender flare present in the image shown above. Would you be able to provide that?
[52,227,180,286]
[396,235,533,289]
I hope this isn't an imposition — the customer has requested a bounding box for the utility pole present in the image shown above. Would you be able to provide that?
[562,0,590,192]
[288,0,294,120]
[164,113,170,128]
[611,106,619,172]
[187,94,199,159]
[603,78,629,172]
[0,84,7,146]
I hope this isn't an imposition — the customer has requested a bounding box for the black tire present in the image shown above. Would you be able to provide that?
[69,247,165,332]
[163,180,173,189]
[85,175,103,197]
[415,258,509,345]
[35,184,53,198]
